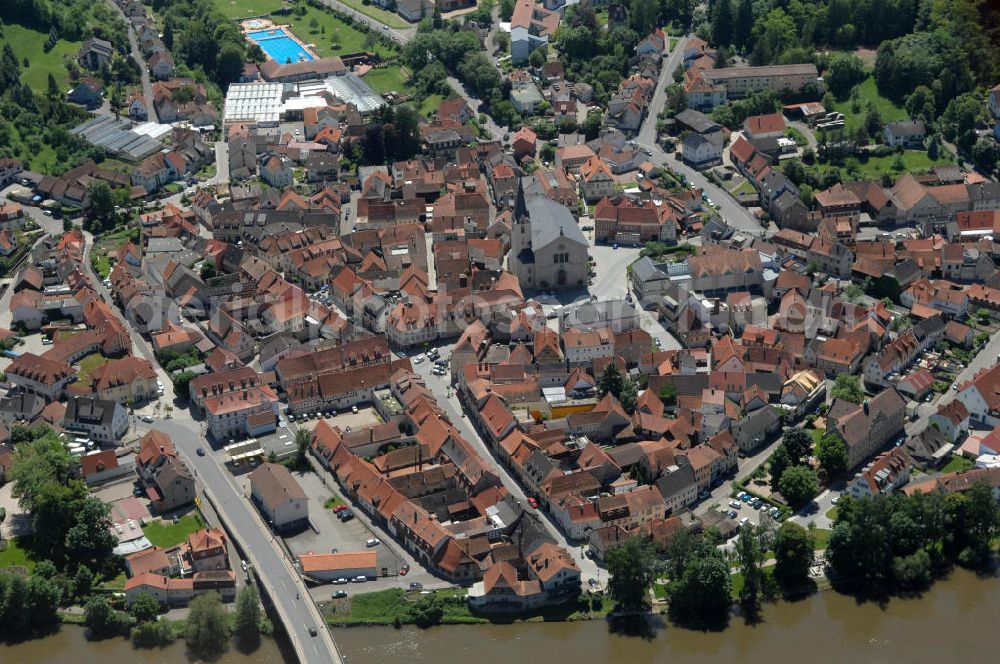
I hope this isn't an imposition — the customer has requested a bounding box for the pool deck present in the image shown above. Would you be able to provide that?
[242,19,318,63]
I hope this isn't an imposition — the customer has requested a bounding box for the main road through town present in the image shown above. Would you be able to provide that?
[634,35,767,237]
[80,236,343,664]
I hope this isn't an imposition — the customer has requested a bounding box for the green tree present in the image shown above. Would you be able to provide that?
[71,564,93,599]
[815,432,848,478]
[971,138,999,173]
[597,363,637,411]
[9,433,92,561]
[904,85,936,123]
[734,524,765,605]
[864,102,883,139]
[750,9,797,65]
[732,0,753,51]
[659,383,677,407]
[65,497,117,568]
[769,443,792,493]
[605,537,658,611]
[666,554,732,628]
[831,374,864,404]
[234,586,261,646]
[499,0,515,21]
[782,158,806,186]
[528,47,546,69]
[893,549,932,590]
[0,573,28,632]
[24,574,61,628]
[824,53,866,98]
[131,619,174,648]
[200,261,216,280]
[130,592,161,623]
[773,521,813,593]
[84,181,116,231]
[927,134,940,160]
[408,593,443,627]
[961,480,1000,559]
[711,0,733,48]
[778,465,818,508]
[85,595,129,637]
[781,428,812,465]
[827,496,893,588]
[294,428,312,470]
[186,592,229,658]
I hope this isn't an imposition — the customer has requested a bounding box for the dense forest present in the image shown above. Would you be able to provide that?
[153,0,252,89]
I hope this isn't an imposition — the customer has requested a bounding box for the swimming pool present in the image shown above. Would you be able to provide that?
[247,28,314,64]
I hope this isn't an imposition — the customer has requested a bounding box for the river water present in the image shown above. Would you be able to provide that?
[3,569,997,663]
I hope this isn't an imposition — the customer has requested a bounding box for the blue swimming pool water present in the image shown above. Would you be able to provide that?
[247,28,314,64]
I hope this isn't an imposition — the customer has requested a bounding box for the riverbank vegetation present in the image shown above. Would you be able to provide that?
[325,587,613,627]
[827,482,1000,594]
[601,477,999,631]
[0,427,120,641]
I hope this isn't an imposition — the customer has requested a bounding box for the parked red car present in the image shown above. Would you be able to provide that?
[332,504,348,513]
[527,497,539,509]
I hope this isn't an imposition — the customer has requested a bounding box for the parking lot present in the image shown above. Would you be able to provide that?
[280,472,403,570]
[295,405,383,434]
[268,471,448,601]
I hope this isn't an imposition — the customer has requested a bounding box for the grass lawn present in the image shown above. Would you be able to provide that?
[327,588,413,626]
[363,67,412,94]
[826,507,839,521]
[0,24,80,94]
[331,588,483,626]
[940,455,974,474]
[5,118,61,175]
[811,528,832,550]
[0,537,37,573]
[328,0,410,29]
[828,76,907,135]
[93,254,112,279]
[809,427,826,445]
[93,226,136,268]
[323,495,345,509]
[324,587,594,625]
[144,511,207,548]
[420,94,445,118]
[76,353,110,388]
[797,150,951,183]
[101,571,127,589]
[730,180,757,196]
[283,6,395,59]
[210,0,283,19]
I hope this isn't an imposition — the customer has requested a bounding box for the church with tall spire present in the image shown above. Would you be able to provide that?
[508,177,589,291]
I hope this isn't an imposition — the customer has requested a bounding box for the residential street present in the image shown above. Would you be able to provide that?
[633,34,767,236]
[446,75,507,141]
[406,345,604,586]
[107,0,158,123]
[79,236,344,664]
[316,0,416,45]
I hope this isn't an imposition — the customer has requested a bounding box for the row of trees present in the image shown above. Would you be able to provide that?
[606,520,818,626]
[83,587,266,654]
[828,482,1000,592]
[597,363,638,412]
[705,0,918,66]
[768,428,822,508]
[153,0,250,88]
[0,39,101,174]
[9,429,117,569]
